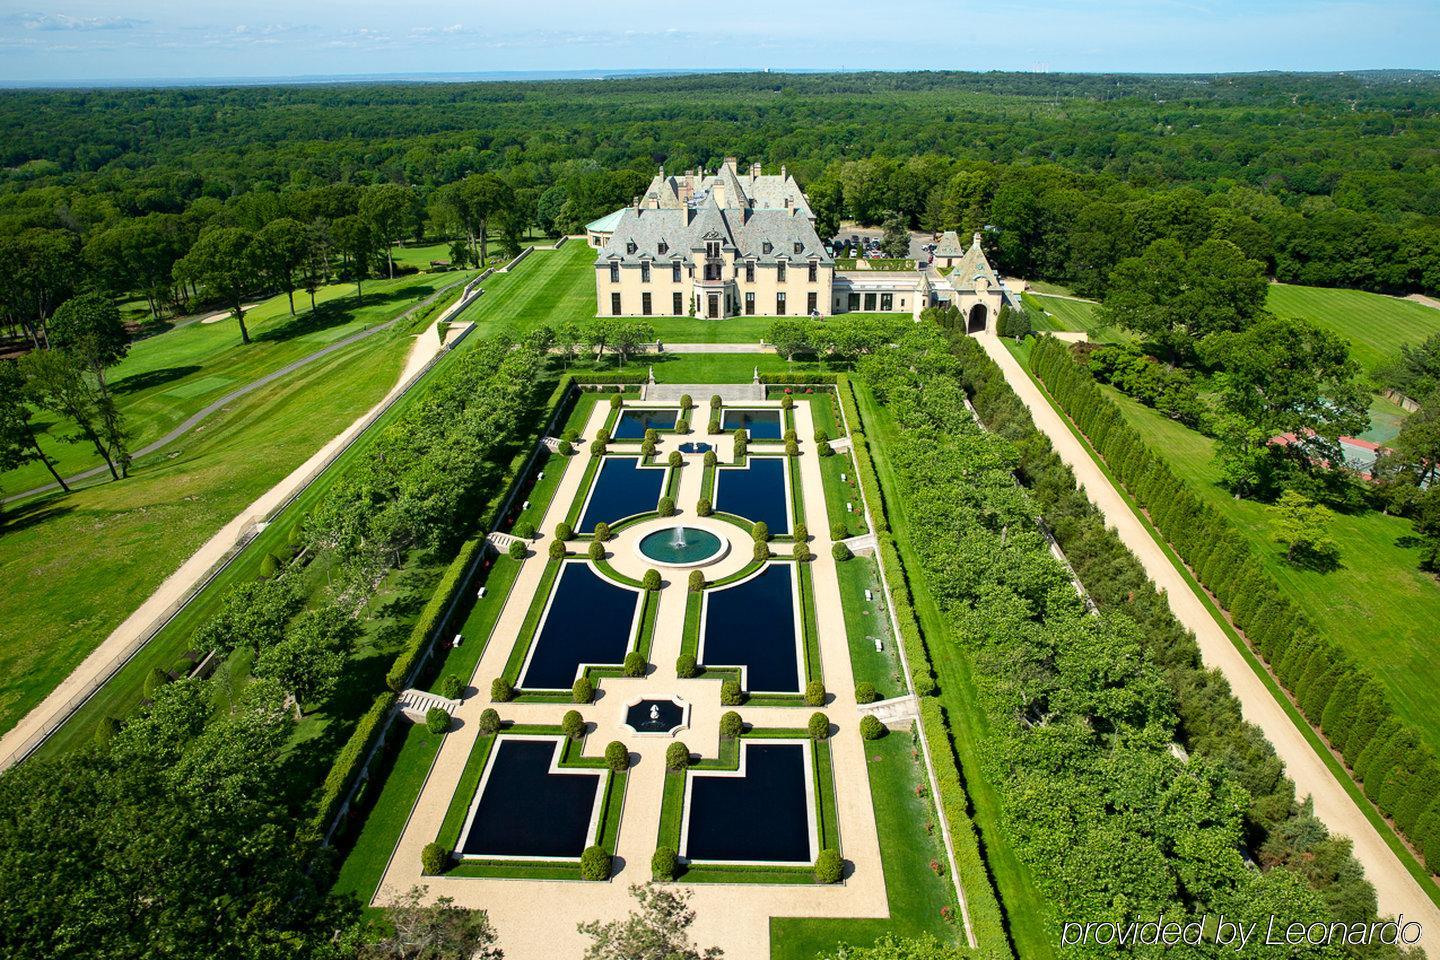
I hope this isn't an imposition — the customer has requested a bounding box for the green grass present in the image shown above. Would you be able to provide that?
[1020,292,1121,342]
[456,241,596,336]
[820,450,867,539]
[836,258,915,271]
[1100,383,1440,757]
[1023,279,1077,297]
[575,353,848,384]
[835,556,903,701]
[1266,283,1440,374]
[5,326,421,746]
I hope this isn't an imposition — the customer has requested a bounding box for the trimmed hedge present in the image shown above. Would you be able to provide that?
[385,537,484,692]
[308,691,396,838]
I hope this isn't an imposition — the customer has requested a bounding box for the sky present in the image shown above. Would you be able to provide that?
[0,0,1436,86]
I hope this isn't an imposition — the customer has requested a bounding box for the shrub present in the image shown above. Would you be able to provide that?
[610,394,623,409]
[588,540,605,562]
[259,553,280,579]
[549,539,567,560]
[593,521,610,542]
[830,521,848,540]
[144,667,169,699]
[558,438,573,456]
[94,716,120,748]
[644,428,659,444]
[580,845,611,881]
[703,449,717,466]
[860,715,886,740]
[784,428,797,442]
[491,677,514,702]
[477,708,501,736]
[794,522,808,542]
[590,438,606,456]
[687,570,705,592]
[642,569,662,591]
[680,394,694,410]
[562,428,579,443]
[562,709,585,739]
[668,451,682,468]
[677,416,690,434]
[624,651,647,677]
[808,712,830,740]
[805,680,826,706]
[793,542,812,562]
[913,673,937,697]
[594,428,608,442]
[425,707,451,734]
[735,436,748,458]
[422,842,451,875]
[710,394,722,410]
[818,440,833,457]
[696,497,712,517]
[753,541,770,562]
[855,681,878,704]
[720,710,743,739]
[572,677,595,704]
[708,416,721,435]
[605,740,630,771]
[513,520,536,540]
[814,848,843,884]
[833,542,852,562]
[752,521,770,542]
[641,439,657,457]
[782,395,794,409]
[555,521,573,540]
[651,845,678,881]
[814,428,830,443]
[666,741,691,770]
[658,496,675,517]
[785,439,799,457]
[507,539,526,560]
[439,674,464,700]
[676,653,699,680]
[721,679,743,706]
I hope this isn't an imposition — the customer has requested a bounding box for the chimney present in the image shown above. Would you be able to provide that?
[724,156,738,174]
[713,182,726,208]
[781,164,787,179]
[751,161,761,177]
[659,165,665,180]
[973,231,982,248]
[790,205,798,218]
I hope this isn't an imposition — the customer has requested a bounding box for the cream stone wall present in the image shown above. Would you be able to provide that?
[597,256,834,318]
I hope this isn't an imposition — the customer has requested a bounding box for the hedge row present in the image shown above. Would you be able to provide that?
[307,691,396,840]
[385,536,486,692]
[574,372,647,385]
[1028,335,1440,874]
[839,374,1010,957]
[760,372,841,384]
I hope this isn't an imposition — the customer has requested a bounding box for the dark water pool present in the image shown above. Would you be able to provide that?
[460,738,601,859]
[578,457,665,533]
[722,408,782,440]
[678,441,712,454]
[702,564,800,692]
[520,562,638,689]
[714,457,789,534]
[613,408,678,440]
[624,698,686,735]
[685,742,811,863]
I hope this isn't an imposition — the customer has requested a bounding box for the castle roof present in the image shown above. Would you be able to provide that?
[597,202,831,266]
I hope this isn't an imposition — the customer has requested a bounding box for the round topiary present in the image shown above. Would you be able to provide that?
[710,394,722,410]
[641,439,657,457]
[753,540,770,562]
[425,707,451,734]
[644,428,659,444]
[687,570,705,592]
[422,842,452,875]
[793,522,808,542]
[666,741,690,770]
[696,498,712,517]
[259,553,280,579]
[785,439,799,457]
[144,668,168,699]
[817,440,833,457]
[677,417,690,435]
[814,428,830,444]
[658,496,675,517]
[652,845,678,881]
[703,448,717,466]
[610,394,624,409]
[793,542,812,562]
[808,712,830,741]
[588,540,605,562]
[720,679,743,706]
[804,680,826,707]
[860,715,886,740]
[490,676,514,702]
[855,681,878,704]
[563,428,579,443]
[580,845,611,881]
[439,673,464,700]
[784,428,797,442]
[830,521,848,541]
[549,539,567,560]
[719,710,743,739]
[733,427,747,443]
[595,428,609,442]
[814,848,843,884]
[556,521,574,541]
[914,673,937,697]
[832,542,851,562]
[752,521,770,542]
[594,521,610,542]
[781,395,794,410]
[624,651,647,677]
[707,417,721,435]
[507,539,527,560]
[668,451,682,468]
[477,708,501,736]
[676,653,698,678]
[605,740,630,771]
[513,520,536,540]
[642,569,662,591]
[590,438,607,456]
[572,677,595,704]
[558,438,574,456]
[680,394,694,411]
[94,716,121,748]
[562,709,585,739]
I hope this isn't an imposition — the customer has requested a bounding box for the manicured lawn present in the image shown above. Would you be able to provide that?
[456,241,596,336]
[1361,393,1411,444]
[1102,385,1440,757]
[1266,283,1440,374]
[572,353,848,383]
[835,556,903,701]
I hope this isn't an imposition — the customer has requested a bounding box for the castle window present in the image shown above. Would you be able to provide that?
[609,262,619,282]
[642,292,652,315]
[706,241,721,258]
[672,262,681,282]
[611,292,621,314]
[626,241,637,254]
[807,292,818,314]
[641,262,651,282]
[794,242,803,254]
[673,292,683,315]
[658,241,668,255]
[762,241,773,254]
[808,262,817,282]
[745,262,755,282]
[777,262,786,282]
[776,292,787,315]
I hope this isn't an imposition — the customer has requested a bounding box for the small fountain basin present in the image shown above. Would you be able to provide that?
[678,441,712,454]
[635,526,727,568]
[622,697,690,737]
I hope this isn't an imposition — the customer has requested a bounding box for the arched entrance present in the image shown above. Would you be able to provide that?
[967,303,988,334]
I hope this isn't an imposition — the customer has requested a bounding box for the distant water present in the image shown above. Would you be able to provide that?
[1,67,822,90]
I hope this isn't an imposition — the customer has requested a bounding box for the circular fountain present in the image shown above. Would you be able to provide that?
[677,441,712,454]
[622,696,690,737]
[635,525,727,568]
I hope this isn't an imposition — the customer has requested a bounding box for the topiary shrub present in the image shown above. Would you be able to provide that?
[593,521,610,542]
[753,541,770,562]
[721,679,743,706]
[591,438,607,456]
[507,539,527,560]
[549,539,567,560]
[808,712,830,741]
[562,709,585,739]
[793,542,812,562]
[558,438,574,456]
[651,845,678,881]
[719,710,743,739]
[814,848,843,884]
[477,708,501,735]
[425,707,451,734]
[491,676,514,702]
[710,394,722,410]
[830,521,848,541]
[676,653,698,678]
[817,439,833,457]
[677,416,690,434]
[752,521,770,543]
[259,553,280,579]
[668,451,682,468]
[785,439,799,457]
[556,521,574,541]
[422,842,452,875]
[860,715,886,740]
[572,677,595,704]
[687,570,706,592]
[580,845,611,881]
[735,437,748,458]
[784,428,797,442]
[513,520,536,540]
[781,395,795,410]
[144,668,168,699]
[642,569,662,591]
[439,674,464,700]
[794,522,808,542]
[680,394,694,411]
[696,497,712,517]
[832,541,852,562]
[913,673,937,697]
[641,439,657,458]
[805,680,826,706]
[588,540,605,562]
[814,428,830,444]
[644,428,659,444]
[595,428,609,442]
[708,416,721,435]
[666,740,691,770]
[658,496,675,517]
[605,740,630,771]
[94,716,120,748]
[855,681,878,704]
[624,651,647,677]
[703,449,717,466]
[610,394,624,409]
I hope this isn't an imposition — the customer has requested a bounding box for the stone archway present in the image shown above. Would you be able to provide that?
[967,303,988,334]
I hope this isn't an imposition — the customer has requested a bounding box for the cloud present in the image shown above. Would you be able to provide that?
[10,12,148,31]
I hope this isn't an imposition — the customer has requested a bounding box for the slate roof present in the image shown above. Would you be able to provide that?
[934,230,966,258]
[948,234,1000,292]
[636,167,811,217]
[597,197,832,266]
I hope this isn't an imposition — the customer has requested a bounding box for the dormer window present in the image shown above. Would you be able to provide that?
[794,242,803,254]
[705,241,721,258]
[762,241,773,254]
[658,241,668,255]
[626,241,637,255]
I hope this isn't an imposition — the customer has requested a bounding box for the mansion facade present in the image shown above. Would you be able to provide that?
[591,160,1008,331]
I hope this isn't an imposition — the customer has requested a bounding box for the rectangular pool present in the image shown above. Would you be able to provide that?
[714,456,790,534]
[722,408,782,440]
[613,408,678,440]
[459,737,603,859]
[701,564,802,693]
[683,741,814,863]
[578,456,666,533]
[520,561,641,689]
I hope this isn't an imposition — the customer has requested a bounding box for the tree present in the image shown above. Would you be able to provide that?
[767,318,814,361]
[361,184,418,280]
[819,935,968,960]
[253,217,310,314]
[333,215,378,302]
[0,361,69,491]
[439,174,512,264]
[554,322,582,370]
[879,210,910,259]
[299,220,332,313]
[47,293,128,387]
[1271,490,1340,569]
[362,885,502,960]
[611,322,654,367]
[577,883,722,960]
[173,227,259,344]
[20,348,128,480]
[1379,391,1440,490]
[0,228,80,348]
[253,604,358,710]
